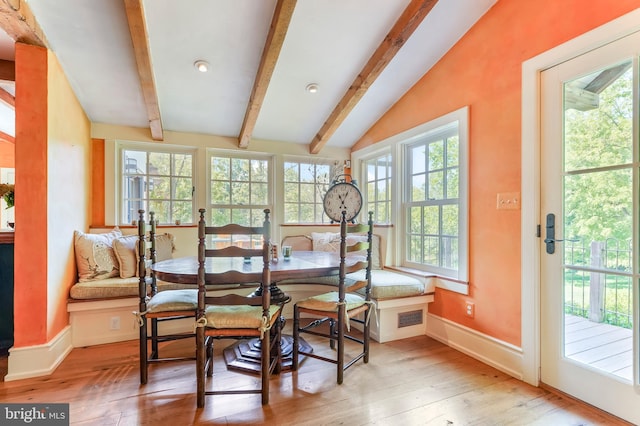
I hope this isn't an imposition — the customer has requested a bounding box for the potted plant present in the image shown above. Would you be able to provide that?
[0,183,14,208]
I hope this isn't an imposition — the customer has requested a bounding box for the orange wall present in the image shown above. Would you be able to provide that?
[14,43,48,347]
[0,140,14,168]
[353,0,640,346]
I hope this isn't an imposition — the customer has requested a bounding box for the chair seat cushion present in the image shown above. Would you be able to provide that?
[147,289,198,313]
[296,291,366,312]
[350,270,425,299]
[204,305,281,329]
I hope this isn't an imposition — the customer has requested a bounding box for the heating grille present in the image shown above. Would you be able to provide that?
[397,309,423,328]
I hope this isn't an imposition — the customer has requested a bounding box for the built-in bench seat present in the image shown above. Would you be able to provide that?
[68,229,434,347]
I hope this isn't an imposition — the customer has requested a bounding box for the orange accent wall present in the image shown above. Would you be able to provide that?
[353,0,640,346]
[91,138,105,227]
[0,140,14,168]
[14,43,48,347]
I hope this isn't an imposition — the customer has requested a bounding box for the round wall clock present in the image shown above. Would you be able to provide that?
[323,177,363,223]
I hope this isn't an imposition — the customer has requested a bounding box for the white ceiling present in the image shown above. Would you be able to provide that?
[20,0,496,150]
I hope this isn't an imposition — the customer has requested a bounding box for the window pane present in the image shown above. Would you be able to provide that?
[284,203,299,223]
[424,206,439,234]
[412,174,425,201]
[412,145,425,174]
[251,159,268,182]
[299,204,314,223]
[174,177,192,199]
[429,140,444,170]
[211,208,231,226]
[211,181,230,203]
[150,176,170,199]
[231,158,250,181]
[447,136,459,167]
[173,154,192,176]
[428,171,444,199]
[447,168,459,199]
[424,236,439,264]
[173,201,192,223]
[149,152,171,176]
[231,182,250,204]
[251,182,269,205]
[211,157,230,180]
[409,206,422,233]
[442,205,458,235]
[284,183,299,202]
[231,208,250,225]
[149,200,170,223]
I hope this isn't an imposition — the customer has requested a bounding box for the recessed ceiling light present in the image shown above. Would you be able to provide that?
[194,60,209,73]
[306,83,319,93]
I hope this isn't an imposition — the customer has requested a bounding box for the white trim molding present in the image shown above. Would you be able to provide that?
[5,326,73,381]
[426,313,524,380]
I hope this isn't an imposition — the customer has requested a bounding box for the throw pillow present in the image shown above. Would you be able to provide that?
[311,232,340,252]
[113,235,139,278]
[74,228,122,282]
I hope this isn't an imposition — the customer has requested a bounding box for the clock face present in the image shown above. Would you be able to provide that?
[323,182,363,222]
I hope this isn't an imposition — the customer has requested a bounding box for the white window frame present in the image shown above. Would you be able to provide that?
[206,150,273,227]
[353,106,469,285]
[117,142,197,225]
[363,151,393,225]
[282,157,339,224]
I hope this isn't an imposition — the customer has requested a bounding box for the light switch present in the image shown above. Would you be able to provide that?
[497,192,520,210]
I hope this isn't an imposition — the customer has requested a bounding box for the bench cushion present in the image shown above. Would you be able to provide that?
[351,270,425,299]
[70,278,241,300]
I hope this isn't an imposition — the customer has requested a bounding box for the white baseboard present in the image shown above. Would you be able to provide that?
[5,326,73,381]
[426,313,524,380]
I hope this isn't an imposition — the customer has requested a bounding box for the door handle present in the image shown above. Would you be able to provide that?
[544,213,577,254]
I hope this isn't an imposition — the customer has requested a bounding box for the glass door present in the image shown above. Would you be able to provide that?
[540,32,640,423]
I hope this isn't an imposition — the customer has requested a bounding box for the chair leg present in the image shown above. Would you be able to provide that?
[364,307,370,363]
[196,326,206,408]
[292,305,299,371]
[151,318,159,359]
[261,331,270,405]
[206,336,214,377]
[329,318,336,350]
[337,306,345,385]
[139,316,148,385]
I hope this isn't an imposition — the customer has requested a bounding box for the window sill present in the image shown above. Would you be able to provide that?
[385,265,469,295]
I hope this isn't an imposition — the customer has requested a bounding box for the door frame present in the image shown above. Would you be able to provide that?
[521,9,640,386]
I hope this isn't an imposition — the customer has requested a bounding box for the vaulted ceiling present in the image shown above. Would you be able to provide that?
[0,0,496,153]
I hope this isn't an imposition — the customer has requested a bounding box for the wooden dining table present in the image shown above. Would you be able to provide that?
[152,250,354,304]
[152,250,362,373]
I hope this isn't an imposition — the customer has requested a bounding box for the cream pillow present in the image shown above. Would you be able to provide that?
[311,232,340,252]
[113,235,139,278]
[74,228,122,282]
[136,233,176,263]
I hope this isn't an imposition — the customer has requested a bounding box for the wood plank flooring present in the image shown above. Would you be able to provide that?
[0,325,632,425]
[565,314,633,381]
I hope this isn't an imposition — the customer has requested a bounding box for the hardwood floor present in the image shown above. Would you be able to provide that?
[0,325,631,425]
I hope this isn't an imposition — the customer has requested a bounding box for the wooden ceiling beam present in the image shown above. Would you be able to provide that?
[238,0,297,149]
[309,0,438,154]
[124,0,163,141]
[0,86,14,108]
[0,0,46,47]
[0,59,14,82]
[0,129,14,144]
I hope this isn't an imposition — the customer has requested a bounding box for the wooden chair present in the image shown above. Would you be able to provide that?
[136,209,197,384]
[195,208,282,408]
[292,211,374,384]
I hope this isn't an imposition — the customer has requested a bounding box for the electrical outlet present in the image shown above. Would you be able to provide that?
[110,316,120,330]
[465,301,475,318]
